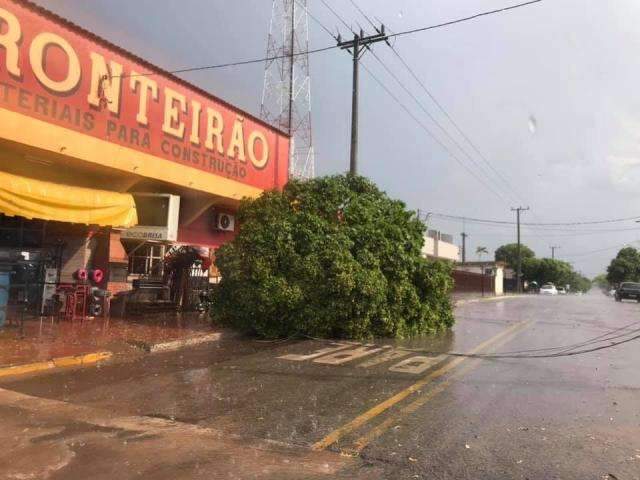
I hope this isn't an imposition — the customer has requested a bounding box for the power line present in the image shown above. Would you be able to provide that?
[347,0,565,248]
[360,61,509,202]
[367,49,516,202]
[317,0,512,202]
[348,0,526,206]
[461,331,640,359]
[527,216,640,226]
[348,0,377,29]
[430,212,640,227]
[562,242,640,258]
[117,45,337,79]
[299,0,340,39]
[387,47,526,204]
[454,228,640,237]
[307,324,640,359]
[429,218,640,234]
[113,1,543,78]
[467,319,640,356]
[479,332,640,359]
[387,0,543,40]
[307,0,637,248]
[318,0,353,32]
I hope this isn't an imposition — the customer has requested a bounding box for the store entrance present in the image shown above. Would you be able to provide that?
[0,215,66,323]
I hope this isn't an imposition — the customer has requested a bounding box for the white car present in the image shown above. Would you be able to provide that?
[557,287,567,295]
[540,284,558,295]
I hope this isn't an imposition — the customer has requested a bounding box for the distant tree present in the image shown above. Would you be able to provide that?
[495,243,535,269]
[522,257,572,286]
[563,270,592,293]
[571,273,592,293]
[592,273,609,290]
[606,247,640,285]
[522,258,591,292]
[476,246,488,260]
[523,257,592,292]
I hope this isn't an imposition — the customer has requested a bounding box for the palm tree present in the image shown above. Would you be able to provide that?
[476,246,489,261]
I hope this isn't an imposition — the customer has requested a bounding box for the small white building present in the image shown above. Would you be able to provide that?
[422,230,459,262]
[455,261,505,296]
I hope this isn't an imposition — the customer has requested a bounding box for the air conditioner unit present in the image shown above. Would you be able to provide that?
[216,213,235,232]
[121,194,180,242]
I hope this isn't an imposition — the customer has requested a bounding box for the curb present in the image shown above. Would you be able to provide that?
[0,351,112,379]
[129,332,223,353]
[455,295,527,306]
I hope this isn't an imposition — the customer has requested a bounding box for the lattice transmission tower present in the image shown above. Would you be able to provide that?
[260,0,315,179]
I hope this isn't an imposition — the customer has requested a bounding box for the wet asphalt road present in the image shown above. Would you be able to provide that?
[1,292,639,479]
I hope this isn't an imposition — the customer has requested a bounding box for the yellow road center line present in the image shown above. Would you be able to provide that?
[311,320,532,451]
[350,321,532,452]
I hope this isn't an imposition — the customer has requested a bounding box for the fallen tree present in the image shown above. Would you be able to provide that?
[211,175,454,339]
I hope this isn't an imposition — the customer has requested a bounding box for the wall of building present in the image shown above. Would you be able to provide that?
[56,231,90,284]
[177,207,237,249]
[495,267,504,295]
[452,270,496,295]
[422,235,459,261]
[454,263,504,296]
[437,241,460,261]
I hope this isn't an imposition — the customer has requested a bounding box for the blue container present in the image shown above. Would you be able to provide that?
[0,271,9,327]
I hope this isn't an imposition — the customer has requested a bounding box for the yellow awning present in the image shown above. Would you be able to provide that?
[0,170,138,228]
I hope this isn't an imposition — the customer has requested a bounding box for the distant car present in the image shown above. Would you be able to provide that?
[557,287,567,295]
[614,282,640,302]
[608,289,616,297]
[540,284,558,295]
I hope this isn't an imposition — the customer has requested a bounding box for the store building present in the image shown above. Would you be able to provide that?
[0,0,289,319]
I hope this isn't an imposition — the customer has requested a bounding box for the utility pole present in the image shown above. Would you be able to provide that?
[461,232,468,264]
[511,206,530,293]
[550,245,560,260]
[337,26,388,175]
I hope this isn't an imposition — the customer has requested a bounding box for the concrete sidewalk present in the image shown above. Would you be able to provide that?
[0,313,223,375]
[0,386,365,480]
[453,292,526,305]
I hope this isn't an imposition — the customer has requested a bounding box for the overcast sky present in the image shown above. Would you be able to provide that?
[35,0,640,277]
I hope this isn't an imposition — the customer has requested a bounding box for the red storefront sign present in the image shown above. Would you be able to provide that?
[0,0,289,192]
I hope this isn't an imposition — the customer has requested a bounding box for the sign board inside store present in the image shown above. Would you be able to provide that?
[121,193,180,242]
[120,227,174,242]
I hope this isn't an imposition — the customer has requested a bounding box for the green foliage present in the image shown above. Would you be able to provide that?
[522,257,590,292]
[211,175,454,339]
[592,273,609,290]
[571,273,592,293]
[606,247,640,285]
[522,257,571,285]
[495,243,535,268]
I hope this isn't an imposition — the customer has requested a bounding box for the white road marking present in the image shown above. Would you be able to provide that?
[278,342,353,361]
[313,345,386,365]
[388,355,447,374]
[357,348,411,367]
[278,342,448,375]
